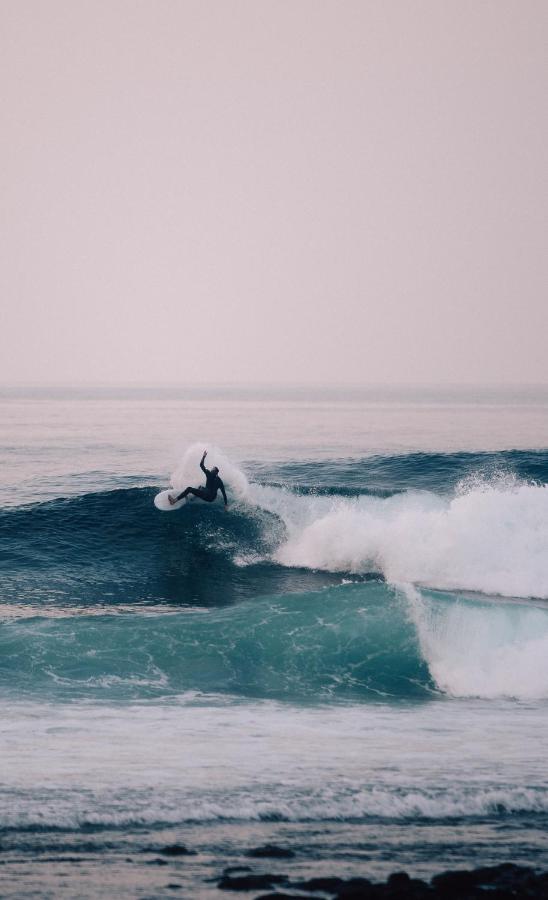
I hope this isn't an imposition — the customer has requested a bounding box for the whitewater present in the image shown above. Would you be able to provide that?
[173,443,548,599]
[1,385,548,897]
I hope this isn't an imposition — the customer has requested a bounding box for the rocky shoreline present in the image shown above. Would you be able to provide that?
[212,849,548,898]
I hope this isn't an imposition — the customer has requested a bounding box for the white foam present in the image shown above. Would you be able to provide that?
[263,480,548,599]
[402,583,548,699]
[171,443,250,499]
[170,449,548,599]
[3,699,548,827]
[3,785,548,829]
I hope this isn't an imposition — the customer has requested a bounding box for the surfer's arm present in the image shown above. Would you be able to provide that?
[200,451,209,476]
[219,479,228,507]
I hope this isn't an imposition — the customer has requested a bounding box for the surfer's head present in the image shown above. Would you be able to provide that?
[211,466,219,476]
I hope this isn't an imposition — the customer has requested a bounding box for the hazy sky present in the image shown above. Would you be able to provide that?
[1,1,547,385]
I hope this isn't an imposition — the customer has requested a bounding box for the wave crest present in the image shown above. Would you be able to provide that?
[257,480,548,599]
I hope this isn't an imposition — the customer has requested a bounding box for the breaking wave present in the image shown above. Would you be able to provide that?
[2,582,548,701]
[2,445,548,604]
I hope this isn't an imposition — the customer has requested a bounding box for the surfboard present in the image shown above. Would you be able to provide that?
[154,489,187,511]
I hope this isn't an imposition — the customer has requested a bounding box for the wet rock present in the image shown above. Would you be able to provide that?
[430,868,482,896]
[257,895,315,900]
[246,844,295,859]
[383,871,432,899]
[159,844,196,856]
[295,875,376,896]
[388,872,412,889]
[344,883,383,897]
[294,876,348,892]
[218,871,289,891]
[336,880,379,899]
[219,862,548,899]
[431,863,535,896]
[465,862,537,890]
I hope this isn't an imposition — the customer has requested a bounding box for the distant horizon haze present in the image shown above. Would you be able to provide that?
[2,381,548,394]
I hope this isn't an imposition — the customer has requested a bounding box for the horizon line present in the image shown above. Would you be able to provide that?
[1,380,548,391]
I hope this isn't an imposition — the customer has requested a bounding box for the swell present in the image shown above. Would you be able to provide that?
[0,486,345,606]
[2,582,548,702]
[2,448,548,608]
[0,583,431,701]
[252,449,548,495]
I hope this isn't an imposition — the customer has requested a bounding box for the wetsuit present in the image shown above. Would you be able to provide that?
[175,459,228,505]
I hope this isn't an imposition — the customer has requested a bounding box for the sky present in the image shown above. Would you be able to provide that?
[1,0,547,385]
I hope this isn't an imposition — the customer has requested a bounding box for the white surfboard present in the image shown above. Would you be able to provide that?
[154,489,187,511]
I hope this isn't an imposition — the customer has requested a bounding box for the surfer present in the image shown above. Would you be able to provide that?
[169,450,228,509]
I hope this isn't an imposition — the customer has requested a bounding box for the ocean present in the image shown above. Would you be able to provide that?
[1,385,548,898]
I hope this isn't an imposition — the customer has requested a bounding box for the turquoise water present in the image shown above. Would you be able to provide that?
[1,386,548,897]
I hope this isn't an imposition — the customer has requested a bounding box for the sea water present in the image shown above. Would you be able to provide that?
[1,385,548,897]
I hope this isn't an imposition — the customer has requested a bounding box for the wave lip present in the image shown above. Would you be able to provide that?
[174,445,548,600]
[268,480,548,600]
[3,579,548,703]
[404,584,548,700]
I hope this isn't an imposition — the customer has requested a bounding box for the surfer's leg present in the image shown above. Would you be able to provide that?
[169,486,211,505]
[186,487,209,500]
[169,486,198,504]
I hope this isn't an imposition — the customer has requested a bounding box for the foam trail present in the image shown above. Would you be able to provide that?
[168,449,548,599]
[262,481,548,599]
[401,583,548,699]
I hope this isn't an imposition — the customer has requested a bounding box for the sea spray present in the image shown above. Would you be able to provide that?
[172,448,548,599]
[255,478,548,599]
[171,443,251,500]
[3,457,548,608]
[401,584,548,699]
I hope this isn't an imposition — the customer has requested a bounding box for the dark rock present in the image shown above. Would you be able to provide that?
[388,872,412,889]
[217,863,548,900]
[383,871,433,899]
[256,895,315,900]
[466,863,536,888]
[222,866,252,875]
[402,878,432,899]
[159,844,196,856]
[336,877,379,899]
[246,844,296,859]
[430,869,478,895]
[295,876,347,892]
[218,872,289,891]
[431,863,536,896]
[295,875,376,896]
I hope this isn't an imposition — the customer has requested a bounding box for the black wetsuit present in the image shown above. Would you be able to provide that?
[176,462,227,505]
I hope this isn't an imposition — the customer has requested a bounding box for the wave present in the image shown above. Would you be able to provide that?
[251,449,548,496]
[3,784,548,832]
[2,582,548,701]
[178,444,548,599]
[0,583,430,701]
[271,478,548,599]
[2,446,548,604]
[406,586,548,699]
